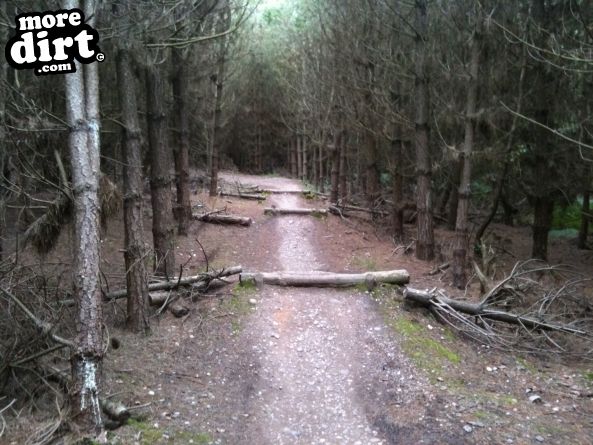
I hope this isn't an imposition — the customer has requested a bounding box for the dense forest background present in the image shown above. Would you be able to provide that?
[1,0,592,441]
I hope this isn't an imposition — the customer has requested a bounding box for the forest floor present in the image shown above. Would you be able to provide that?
[4,172,593,445]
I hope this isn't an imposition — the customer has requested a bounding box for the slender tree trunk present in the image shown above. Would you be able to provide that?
[339,133,347,200]
[116,43,149,333]
[452,28,481,289]
[414,0,434,261]
[65,0,103,434]
[447,159,461,230]
[209,4,230,196]
[330,131,341,203]
[578,189,590,249]
[145,65,176,277]
[475,47,526,249]
[0,0,7,262]
[531,195,553,260]
[171,48,191,235]
[312,142,318,187]
[392,138,404,242]
[296,134,303,180]
[290,138,297,177]
[318,143,324,193]
[302,135,308,180]
[209,49,226,195]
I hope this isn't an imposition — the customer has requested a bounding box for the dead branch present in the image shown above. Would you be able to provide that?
[404,287,586,335]
[0,287,73,348]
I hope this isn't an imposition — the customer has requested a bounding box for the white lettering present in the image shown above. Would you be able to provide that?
[52,37,74,61]
[74,30,94,59]
[10,32,36,64]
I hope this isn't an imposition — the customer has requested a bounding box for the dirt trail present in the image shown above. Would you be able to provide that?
[226,175,433,445]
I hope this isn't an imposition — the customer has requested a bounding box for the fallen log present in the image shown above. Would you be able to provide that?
[403,287,586,335]
[105,266,242,301]
[329,204,389,217]
[240,269,409,287]
[264,207,328,216]
[193,212,252,226]
[221,192,266,201]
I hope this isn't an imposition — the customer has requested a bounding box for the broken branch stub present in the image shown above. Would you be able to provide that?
[240,270,409,287]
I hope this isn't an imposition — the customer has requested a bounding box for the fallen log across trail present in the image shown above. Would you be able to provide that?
[193,212,252,226]
[240,269,410,287]
[264,207,328,216]
[403,287,586,335]
[221,192,266,201]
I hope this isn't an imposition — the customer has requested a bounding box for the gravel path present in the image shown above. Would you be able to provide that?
[231,176,430,445]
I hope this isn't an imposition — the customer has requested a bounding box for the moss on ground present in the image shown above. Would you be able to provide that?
[124,419,212,445]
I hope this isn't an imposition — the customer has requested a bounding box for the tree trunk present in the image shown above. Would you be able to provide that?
[240,269,409,287]
[0,0,7,262]
[302,135,308,180]
[145,65,176,277]
[447,159,461,230]
[330,131,341,203]
[209,4,230,196]
[209,58,225,196]
[531,195,554,260]
[339,134,347,200]
[452,28,481,289]
[578,189,590,249]
[171,48,191,235]
[290,138,297,177]
[297,134,303,179]
[392,138,404,241]
[318,143,324,193]
[116,42,149,333]
[65,0,103,434]
[414,0,434,261]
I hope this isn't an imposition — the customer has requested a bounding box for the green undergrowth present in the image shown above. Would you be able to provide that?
[373,290,461,382]
[352,255,378,272]
[223,283,257,334]
[584,371,593,386]
[122,419,212,445]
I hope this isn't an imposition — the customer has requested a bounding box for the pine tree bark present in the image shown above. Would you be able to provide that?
[531,195,553,260]
[413,0,435,261]
[209,4,230,196]
[171,48,191,235]
[392,138,404,242]
[290,138,297,177]
[116,42,149,333]
[145,65,176,277]
[0,0,7,262]
[330,130,341,203]
[297,134,303,179]
[452,28,481,289]
[447,159,461,230]
[65,0,103,434]
[578,188,590,249]
[302,135,308,180]
[338,133,347,199]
